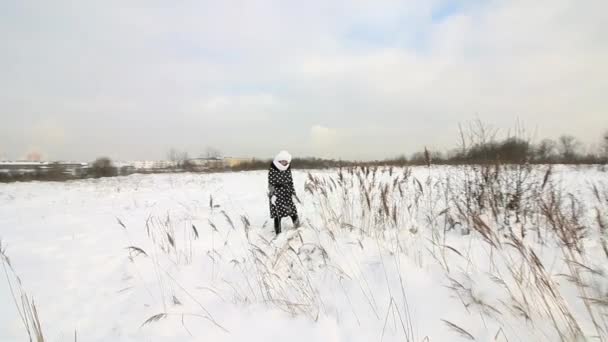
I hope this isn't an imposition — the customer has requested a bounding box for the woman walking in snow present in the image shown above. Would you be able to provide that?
[268,150,299,235]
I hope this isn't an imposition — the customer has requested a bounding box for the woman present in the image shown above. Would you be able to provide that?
[268,150,299,235]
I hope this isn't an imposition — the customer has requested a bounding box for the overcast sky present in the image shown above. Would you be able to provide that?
[1,0,606,161]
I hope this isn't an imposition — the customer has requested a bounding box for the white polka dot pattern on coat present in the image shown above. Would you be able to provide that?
[268,163,297,218]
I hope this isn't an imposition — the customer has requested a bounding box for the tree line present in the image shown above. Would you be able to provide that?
[1,126,606,182]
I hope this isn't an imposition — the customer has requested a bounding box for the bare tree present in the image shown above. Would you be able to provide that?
[167,148,180,163]
[204,146,222,159]
[456,119,498,161]
[558,135,581,162]
[603,131,608,157]
[535,139,557,162]
[90,157,117,178]
[167,148,190,169]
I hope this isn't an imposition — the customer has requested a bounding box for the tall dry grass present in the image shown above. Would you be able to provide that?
[1,240,46,342]
[118,163,607,340]
[303,162,608,341]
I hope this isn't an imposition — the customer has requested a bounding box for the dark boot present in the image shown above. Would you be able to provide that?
[291,214,300,228]
[274,217,281,235]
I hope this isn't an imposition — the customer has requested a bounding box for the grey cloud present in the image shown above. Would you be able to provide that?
[0,0,606,161]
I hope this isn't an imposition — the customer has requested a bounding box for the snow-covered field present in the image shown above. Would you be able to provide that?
[1,165,607,341]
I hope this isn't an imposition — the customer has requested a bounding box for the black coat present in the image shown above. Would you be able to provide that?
[268,163,297,218]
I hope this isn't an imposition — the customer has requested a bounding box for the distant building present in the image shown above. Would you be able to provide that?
[0,161,88,176]
[223,157,253,167]
[0,161,47,173]
[116,160,178,171]
[0,157,254,177]
[55,162,89,176]
[187,157,225,170]
[186,157,253,170]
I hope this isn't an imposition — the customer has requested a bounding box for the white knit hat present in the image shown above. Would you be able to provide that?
[273,150,292,171]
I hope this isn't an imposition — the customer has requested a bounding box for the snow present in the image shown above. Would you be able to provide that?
[1,165,607,341]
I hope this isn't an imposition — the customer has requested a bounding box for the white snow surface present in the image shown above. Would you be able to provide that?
[1,165,607,341]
